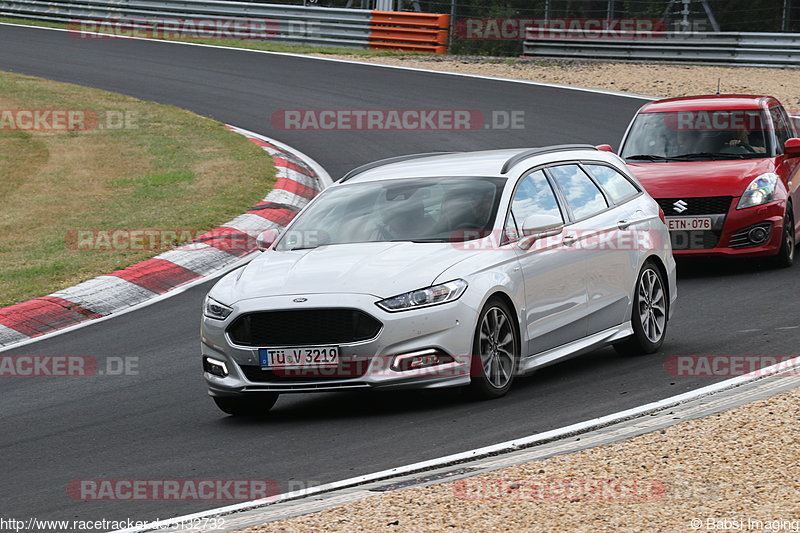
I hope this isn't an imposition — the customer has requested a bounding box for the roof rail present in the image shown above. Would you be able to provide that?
[339,152,455,182]
[500,144,598,174]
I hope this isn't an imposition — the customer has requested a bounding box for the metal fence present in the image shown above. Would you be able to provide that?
[523,30,800,67]
[0,0,449,52]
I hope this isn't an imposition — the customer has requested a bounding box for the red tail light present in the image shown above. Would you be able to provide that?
[658,206,666,224]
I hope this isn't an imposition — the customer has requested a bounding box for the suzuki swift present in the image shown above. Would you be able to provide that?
[620,94,800,266]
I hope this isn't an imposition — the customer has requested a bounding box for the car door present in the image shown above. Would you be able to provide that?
[580,163,647,334]
[507,168,587,357]
[546,163,638,336]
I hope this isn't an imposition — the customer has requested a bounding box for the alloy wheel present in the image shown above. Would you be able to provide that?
[478,307,516,389]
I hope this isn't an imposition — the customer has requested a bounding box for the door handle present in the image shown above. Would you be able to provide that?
[618,217,650,229]
[562,234,578,246]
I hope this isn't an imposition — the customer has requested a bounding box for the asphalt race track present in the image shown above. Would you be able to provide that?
[2,24,800,528]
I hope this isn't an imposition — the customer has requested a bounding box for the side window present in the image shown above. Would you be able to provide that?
[548,164,609,220]
[584,164,639,205]
[770,106,792,154]
[509,170,563,233]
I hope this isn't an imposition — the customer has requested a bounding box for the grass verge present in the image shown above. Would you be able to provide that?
[0,70,276,306]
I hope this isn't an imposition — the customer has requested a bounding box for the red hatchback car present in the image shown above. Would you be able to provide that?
[619,95,800,267]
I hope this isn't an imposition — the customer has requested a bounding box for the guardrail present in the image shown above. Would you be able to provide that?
[523,30,800,67]
[0,0,449,53]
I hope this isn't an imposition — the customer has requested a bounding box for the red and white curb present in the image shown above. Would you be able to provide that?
[0,126,331,349]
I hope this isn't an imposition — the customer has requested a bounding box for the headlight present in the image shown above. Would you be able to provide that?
[203,296,233,320]
[737,173,779,209]
[377,279,468,312]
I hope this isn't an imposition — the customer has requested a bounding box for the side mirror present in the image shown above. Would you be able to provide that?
[784,138,800,158]
[256,229,279,251]
[517,214,563,250]
[595,144,614,153]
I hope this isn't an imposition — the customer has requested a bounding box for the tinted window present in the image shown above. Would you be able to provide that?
[548,165,608,220]
[585,164,639,204]
[620,110,772,160]
[275,177,506,250]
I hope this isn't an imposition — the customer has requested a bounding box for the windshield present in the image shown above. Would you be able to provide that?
[275,177,506,251]
[620,109,772,162]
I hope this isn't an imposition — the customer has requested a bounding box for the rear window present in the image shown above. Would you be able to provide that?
[584,164,639,204]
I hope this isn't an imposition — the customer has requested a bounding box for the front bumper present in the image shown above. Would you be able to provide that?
[201,293,477,396]
[668,200,786,258]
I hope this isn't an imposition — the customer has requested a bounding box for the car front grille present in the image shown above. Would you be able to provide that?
[656,196,732,216]
[227,309,382,347]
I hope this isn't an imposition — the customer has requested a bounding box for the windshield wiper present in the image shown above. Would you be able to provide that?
[668,152,761,160]
[386,238,452,243]
[624,154,671,161]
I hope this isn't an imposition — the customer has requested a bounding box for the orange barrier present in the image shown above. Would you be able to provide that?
[370,11,450,54]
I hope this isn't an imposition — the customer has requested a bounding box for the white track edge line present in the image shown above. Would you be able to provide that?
[112,354,800,533]
[0,22,657,101]
[0,127,328,353]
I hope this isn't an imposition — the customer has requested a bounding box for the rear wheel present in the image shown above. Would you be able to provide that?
[213,393,279,416]
[468,297,519,400]
[614,261,668,356]
[772,208,795,268]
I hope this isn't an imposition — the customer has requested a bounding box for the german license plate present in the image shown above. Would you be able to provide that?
[259,346,339,368]
[667,217,712,231]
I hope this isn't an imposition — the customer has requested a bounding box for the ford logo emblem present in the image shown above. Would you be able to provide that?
[293,298,308,303]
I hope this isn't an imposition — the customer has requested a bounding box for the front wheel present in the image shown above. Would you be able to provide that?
[771,208,795,268]
[213,393,279,416]
[614,261,668,356]
[468,297,519,400]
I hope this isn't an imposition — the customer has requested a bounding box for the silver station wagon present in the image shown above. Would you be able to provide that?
[201,145,676,415]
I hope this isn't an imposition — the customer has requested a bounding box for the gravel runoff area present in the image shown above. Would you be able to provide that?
[314,56,800,111]
[241,386,800,533]
[237,59,800,533]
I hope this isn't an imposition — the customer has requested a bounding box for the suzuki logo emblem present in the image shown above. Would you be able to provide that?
[673,200,688,213]
[293,298,307,303]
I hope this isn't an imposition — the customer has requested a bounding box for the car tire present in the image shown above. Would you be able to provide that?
[467,297,519,400]
[614,260,668,357]
[213,393,279,416]
[771,208,795,268]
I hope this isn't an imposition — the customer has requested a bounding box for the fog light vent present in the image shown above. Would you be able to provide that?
[391,349,453,372]
[747,226,770,244]
[203,356,229,377]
